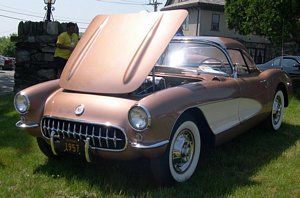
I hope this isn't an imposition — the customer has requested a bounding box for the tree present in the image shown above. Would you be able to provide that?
[225,0,300,45]
[0,34,16,57]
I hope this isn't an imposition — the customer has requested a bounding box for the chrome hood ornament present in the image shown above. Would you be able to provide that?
[75,104,85,116]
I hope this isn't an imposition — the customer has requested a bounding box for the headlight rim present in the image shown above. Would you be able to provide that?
[14,92,30,114]
[128,104,151,132]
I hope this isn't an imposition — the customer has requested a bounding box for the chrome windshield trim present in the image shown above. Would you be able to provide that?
[130,140,169,149]
[16,121,39,128]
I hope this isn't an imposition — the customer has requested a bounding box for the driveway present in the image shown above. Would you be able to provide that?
[0,70,14,95]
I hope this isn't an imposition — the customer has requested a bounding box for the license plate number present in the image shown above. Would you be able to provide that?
[64,142,80,153]
[60,138,84,155]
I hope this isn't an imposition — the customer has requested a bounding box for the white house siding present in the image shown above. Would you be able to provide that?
[162,0,272,63]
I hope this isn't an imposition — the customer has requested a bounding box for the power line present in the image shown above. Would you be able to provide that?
[0,3,42,16]
[0,8,43,19]
[0,13,89,28]
[0,5,91,24]
[0,1,164,34]
[96,0,146,5]
[0,8,90,28]
[0,13,88,31]
[0,14,25,21]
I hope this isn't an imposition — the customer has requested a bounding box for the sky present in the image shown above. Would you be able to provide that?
[0,0,167,37]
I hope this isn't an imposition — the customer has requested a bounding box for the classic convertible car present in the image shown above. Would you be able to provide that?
[14,10,292,184]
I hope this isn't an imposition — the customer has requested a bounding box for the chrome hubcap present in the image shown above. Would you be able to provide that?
[272,94,283,125]
[171,129,195,173]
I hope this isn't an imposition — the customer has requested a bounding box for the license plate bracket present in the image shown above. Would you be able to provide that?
[57,137,85,155]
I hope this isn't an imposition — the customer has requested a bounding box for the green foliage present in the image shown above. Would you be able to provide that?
[225,0,300,45]
[0,34,16,57]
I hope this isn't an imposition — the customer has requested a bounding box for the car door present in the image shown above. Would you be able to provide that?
[228,49,268,122]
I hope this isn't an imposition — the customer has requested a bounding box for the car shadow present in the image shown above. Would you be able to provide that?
[34,122,300,197]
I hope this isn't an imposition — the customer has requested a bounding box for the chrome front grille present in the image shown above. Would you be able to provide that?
[41,117,127,151]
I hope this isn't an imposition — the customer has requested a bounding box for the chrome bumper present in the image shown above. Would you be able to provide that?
[49,132,93,162]
[17,119,169,162]
[16,120,39,128]
[49,133,169,163]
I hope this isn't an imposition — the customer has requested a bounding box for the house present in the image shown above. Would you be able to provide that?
[162,0,270,63]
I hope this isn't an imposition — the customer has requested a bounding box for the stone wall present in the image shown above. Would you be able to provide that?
[13,21,78,92]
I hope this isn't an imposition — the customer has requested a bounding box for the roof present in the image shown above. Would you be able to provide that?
[163,0,225,10]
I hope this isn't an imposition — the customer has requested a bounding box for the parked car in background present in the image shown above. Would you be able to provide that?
[0,55,15,70]
[257,56,300,80]
[14,10,293,185]
[0,55,4,69]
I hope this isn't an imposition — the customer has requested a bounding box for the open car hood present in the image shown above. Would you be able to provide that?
[59,10,188,94]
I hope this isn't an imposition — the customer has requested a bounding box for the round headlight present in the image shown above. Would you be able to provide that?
[14,92,30,114]
[128,105,151,131]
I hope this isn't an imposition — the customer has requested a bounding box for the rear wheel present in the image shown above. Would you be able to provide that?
[268,90,285,131]
[151,115,201,185]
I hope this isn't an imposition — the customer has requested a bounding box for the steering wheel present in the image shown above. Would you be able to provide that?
[198,57,222,65]
[198,57,226,74]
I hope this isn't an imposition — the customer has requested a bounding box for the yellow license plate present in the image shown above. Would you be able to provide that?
[61,138,84,155]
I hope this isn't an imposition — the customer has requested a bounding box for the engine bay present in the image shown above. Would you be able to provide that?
[130,75,200,96]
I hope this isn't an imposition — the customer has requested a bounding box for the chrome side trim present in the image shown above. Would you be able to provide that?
[130,140,169,149]
[16,121,39,128]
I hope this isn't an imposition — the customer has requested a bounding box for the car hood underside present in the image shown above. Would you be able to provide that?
[59,10,187,94]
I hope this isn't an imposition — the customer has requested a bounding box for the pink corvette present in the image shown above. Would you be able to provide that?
[14,10,293,184]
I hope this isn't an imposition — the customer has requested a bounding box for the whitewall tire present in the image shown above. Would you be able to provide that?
[270,90,284,131]
[168,120,201,182]
[151,115,201,184]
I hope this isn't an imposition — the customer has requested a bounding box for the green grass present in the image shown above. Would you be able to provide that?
[0,90,299,198]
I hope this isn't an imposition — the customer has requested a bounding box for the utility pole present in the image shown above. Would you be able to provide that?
[148,0,162,12]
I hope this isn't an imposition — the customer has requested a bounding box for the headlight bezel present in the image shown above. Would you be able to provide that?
[14,92,30,114]
[128,105,151,131]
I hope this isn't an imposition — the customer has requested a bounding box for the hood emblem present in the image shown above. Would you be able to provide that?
[75,105,85,116]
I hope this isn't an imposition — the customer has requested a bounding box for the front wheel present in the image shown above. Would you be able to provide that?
[151,115,201,184]
[268,90,285,131]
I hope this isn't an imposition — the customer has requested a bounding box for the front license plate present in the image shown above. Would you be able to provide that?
[59,138,85,155]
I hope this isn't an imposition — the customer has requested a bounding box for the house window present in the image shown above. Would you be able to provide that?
[211,14,220,31]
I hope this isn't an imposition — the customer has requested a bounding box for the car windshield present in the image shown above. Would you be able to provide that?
[156,42,232,76]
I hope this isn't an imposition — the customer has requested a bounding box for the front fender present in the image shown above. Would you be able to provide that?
[15,79,61,136]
